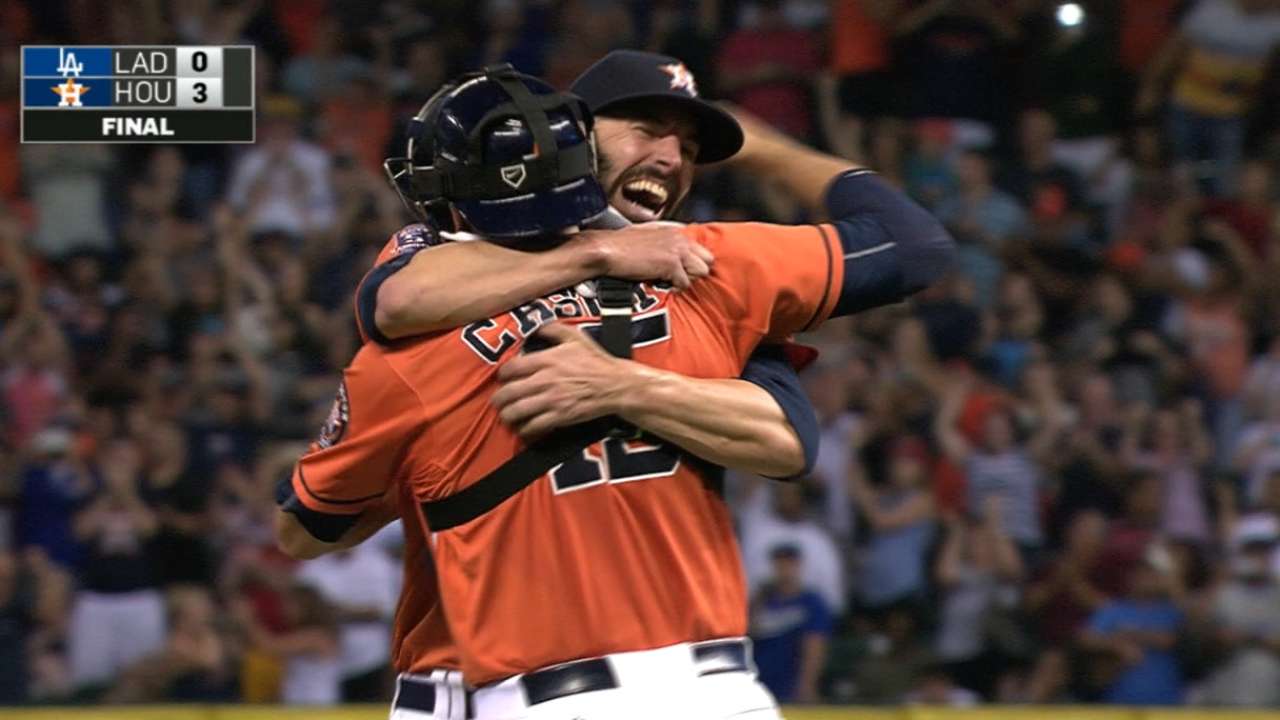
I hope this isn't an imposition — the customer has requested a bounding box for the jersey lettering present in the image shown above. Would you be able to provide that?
[546,291,587,319]
[514,299,556,335]
[460,286,671,364]
[634,284,664,312]
[550,436,682,493]
[462,319,520,363]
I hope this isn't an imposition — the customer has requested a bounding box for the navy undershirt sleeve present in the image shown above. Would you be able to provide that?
[275,474,360,543]
[357,223,444,345]
[740,345,820,479]
[824,170,956,317]
[356,252,419,346]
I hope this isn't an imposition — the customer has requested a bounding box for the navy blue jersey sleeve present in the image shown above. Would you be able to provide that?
[356,253,417,345]
[825,170,956,317]
[740,344,819,479]
[354,222,443,345]
[275,474,359,542]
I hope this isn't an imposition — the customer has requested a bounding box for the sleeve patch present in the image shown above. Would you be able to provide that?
[391,223,438,257]
[316,381,350,449]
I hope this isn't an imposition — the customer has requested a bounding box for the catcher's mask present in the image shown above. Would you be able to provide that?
[383,64,605,240]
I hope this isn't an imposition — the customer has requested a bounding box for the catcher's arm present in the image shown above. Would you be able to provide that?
[614,348,814,478]
[274,494,397,560]
[495,325,816,479]
[360,222,815,479]
[369,223,712,342]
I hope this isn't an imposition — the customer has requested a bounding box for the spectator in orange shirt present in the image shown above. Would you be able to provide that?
[819,0,904,159]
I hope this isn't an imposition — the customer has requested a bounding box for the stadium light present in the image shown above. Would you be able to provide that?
[1056,2,1085,27]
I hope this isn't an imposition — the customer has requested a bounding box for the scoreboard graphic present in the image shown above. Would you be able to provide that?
[21,46,255,143]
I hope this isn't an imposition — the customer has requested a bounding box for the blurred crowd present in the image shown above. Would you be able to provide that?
[0,0,1279,709]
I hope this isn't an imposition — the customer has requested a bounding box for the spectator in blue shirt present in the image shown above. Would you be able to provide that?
[750,544,834,704]
[1080,550,1185,705]
[17,428,95,570]
[934,147,1030,308]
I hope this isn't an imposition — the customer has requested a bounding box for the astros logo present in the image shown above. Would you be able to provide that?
[660,63,698,97]
[51,78,90,107]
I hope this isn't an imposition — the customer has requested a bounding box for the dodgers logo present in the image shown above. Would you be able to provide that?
[57,48,84,77]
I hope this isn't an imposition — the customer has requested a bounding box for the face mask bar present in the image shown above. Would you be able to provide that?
[383,80,458,224]
[383,64,597,224]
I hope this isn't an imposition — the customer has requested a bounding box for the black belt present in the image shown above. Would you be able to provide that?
[520,640,752,706]
[692,639,753,676]
[394,674,474,718]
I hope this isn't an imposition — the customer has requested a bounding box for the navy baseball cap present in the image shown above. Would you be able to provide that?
[571,50,743,164]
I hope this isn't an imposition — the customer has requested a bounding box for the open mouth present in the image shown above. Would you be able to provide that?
[615,178,670,222]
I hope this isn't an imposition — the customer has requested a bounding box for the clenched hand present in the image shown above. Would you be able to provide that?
[580,224,714,290]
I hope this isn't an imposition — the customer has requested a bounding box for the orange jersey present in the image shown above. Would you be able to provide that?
[389,480,458,673]
[295,221,843,685]
[355,224,460,673]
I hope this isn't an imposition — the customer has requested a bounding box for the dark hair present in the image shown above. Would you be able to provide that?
[769,543,802,560]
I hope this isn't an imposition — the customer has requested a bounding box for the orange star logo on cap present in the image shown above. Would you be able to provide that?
[660,63,698,97]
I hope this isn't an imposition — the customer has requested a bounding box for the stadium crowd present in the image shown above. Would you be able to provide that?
[1,0,1280,709]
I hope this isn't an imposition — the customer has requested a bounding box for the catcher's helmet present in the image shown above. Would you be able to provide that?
[384,65,607,240]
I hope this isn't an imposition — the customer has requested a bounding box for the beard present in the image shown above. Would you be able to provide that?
[597,152,685,223]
